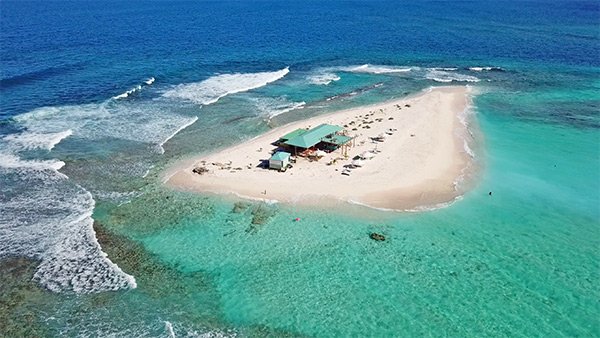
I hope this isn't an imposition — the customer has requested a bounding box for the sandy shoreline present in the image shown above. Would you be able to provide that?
[164,86,477,211]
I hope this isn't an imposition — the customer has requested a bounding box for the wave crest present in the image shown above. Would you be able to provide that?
[425,69,480,83]
[346,64,413,74]
[250,96,306,120]
[162,67,290,105]
[308,72,341,85]
[15,100,197,151]
[113,76,155,100]
[468,66,504,72]
[3,129,73,151]
[0,151,137,293]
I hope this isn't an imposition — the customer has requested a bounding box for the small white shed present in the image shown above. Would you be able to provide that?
[269,151,291,171]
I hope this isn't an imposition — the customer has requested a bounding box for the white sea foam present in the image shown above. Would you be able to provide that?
[142,166,152,178]
[113,76,155,100]
[468,66,504,72]
[308,72,341,85]
[463,139,476,158]
[15,100,197,150]
[346,64,413,74]
[0,154,137,293]
[251,96,306,119]
[162,67,290,105]
[1,129,136,294]
[425,69,480,83]
[348,195,461,213]
[165,321,176,338]
[113,85,142,100]
[229,191,280,205]
[0,153,66,172]
[0,90,206,294]
[451,90,480,195]
[404,195,464,213]
[3,129,73,151]
[456,94,477,159]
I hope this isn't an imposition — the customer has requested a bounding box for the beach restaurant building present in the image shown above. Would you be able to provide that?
[278,124,352,155]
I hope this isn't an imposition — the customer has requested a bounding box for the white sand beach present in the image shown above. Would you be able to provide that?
[165,86,477,211]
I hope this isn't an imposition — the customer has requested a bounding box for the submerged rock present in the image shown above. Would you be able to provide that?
[232,201,251,213]
[246,203,277,233]
[370,232,386,241]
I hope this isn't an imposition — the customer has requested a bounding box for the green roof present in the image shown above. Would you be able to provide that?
[322,134,353,146]
[270,151,291,161]
[284,124,343,149]
[279,128,308,141]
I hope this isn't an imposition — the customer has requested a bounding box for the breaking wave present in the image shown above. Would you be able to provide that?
[162,67,290,105]
[468,66,504,72]
[113,85,142,99]
[308,72,341,85]
[113,77,155,100]
[0,134,137,293]
[157,116,199,154]
[345,64,413,74]
[251,96,306,119]
[0,86,203,293]
[15,100,196,151]
[425,69,480,83]
[3,129,73,151]
[0,153,66,172]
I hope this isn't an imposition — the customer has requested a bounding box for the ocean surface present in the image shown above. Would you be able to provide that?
[1,1,599,336]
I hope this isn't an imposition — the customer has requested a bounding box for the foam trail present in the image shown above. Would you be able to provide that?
[113,85,142,100]
[165,321,176,338]
[0,153,66,172]
[425,69,480,83]
[113,76,155,100]
[268,101,305,119]
[14,100,198,149]
[162,67,290,105]
[346,64,412,74]
[3,129,73,151]
[251,96,306,119]
[0,152,137,293]
[308,72,341,85]
[348,194,462,213]
[0,93,209,294]
[157,116,198,154]
[468,66,504,72]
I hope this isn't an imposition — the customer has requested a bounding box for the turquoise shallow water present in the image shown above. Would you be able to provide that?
[1,0,599,336]
[92,102,599,337]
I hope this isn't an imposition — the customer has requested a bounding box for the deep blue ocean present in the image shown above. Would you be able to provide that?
[1,1,599,337]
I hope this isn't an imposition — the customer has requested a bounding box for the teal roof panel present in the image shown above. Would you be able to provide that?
[270,151,291,161]
[280,128,308,141]
[322,134,352,146]
[284,124,343,148]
